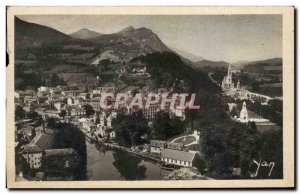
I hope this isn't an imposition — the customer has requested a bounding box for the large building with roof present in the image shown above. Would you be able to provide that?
[22,132,55,169]
[22,132,78,170]
[161,149,199,167]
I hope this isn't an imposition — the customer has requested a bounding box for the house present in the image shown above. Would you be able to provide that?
[23,104,34,112]
[15,90,26,100]
[67,97,75,106]
[44,110,60,118]
[24,90,36,97]
[142,103,159,120]
[161,149,198,167]
[24,96,38,104]
[149,140,167,154]
[167,142,184,151]
[35,108,46,116]
[171,107,186,120]
[74,97,84,106]
[89,97,101,110]
[82,120,96,132]
[49,88,62,97]
[78,93,89,100]
[94,125,115,140]
[69,107,86,117]
[38,86,49,92]
[92,87,116,95]
[109,131,116,138]
[106,115,112,128]
[53,101,66,111]
[132,67,146,75]
[61,90,83,97]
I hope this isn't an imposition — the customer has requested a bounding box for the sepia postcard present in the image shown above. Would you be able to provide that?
[6,6,294,189]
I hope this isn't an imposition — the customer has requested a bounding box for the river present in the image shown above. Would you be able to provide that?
[85,141,171,180]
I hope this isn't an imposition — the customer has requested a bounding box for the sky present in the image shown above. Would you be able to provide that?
[18,15,282,63]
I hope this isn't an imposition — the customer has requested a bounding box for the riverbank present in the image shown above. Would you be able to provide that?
[85,141,171,180]
[79,125,176,171]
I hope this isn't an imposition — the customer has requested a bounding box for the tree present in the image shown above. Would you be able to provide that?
[229,106,238,117]
[84,85,89,93]
[112,111,149,147]
[59,110,67,119]
[258,129,283,179]
[27,111,39,120]
[251,82,261,93]
[31,127,36,138]
[49,74,65,87]
[15,105,25,121]
[151,111,185,140]
[225,123,260,178]
[46,117,57,128]
[83,104,95,118]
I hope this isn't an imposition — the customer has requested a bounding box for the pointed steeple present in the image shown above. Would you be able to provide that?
[237,79,240,89]
[227,64,231,77]
[240,101,249,122]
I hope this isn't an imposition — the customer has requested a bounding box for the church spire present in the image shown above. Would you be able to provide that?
[227,64,231,76]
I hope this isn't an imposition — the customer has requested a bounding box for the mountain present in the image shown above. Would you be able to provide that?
[193,59,230,69]
[169,47,204,62]
[69,28,102,39]
[117,26,135,34]
[245,58,282,66]
[15,17,74,49]
[232,60,251,69]
[90,26,171,62]
[242,58,282,74]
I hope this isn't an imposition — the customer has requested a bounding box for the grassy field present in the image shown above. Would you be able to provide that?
[174,136,196,145]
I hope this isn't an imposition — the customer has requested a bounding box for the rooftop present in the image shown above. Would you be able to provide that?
[161,149,196,162]
[23,133,55,153]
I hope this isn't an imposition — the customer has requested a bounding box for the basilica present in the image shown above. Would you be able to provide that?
[221,64,240,92]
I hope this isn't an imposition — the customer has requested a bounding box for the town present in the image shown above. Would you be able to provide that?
[15,80,206,180]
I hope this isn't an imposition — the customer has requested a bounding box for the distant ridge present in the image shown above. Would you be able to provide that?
[70,28,102,39]
[117,26,135,34]
[169,46,204,62]
[15,17,74,48]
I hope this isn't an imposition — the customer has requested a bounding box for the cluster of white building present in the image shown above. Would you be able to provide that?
[221,64,274,105]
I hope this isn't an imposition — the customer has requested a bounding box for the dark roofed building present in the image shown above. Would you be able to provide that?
[23,132,54,152]
[167,142,184,151]
[150,140,167,154]
[22,133,55,169]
